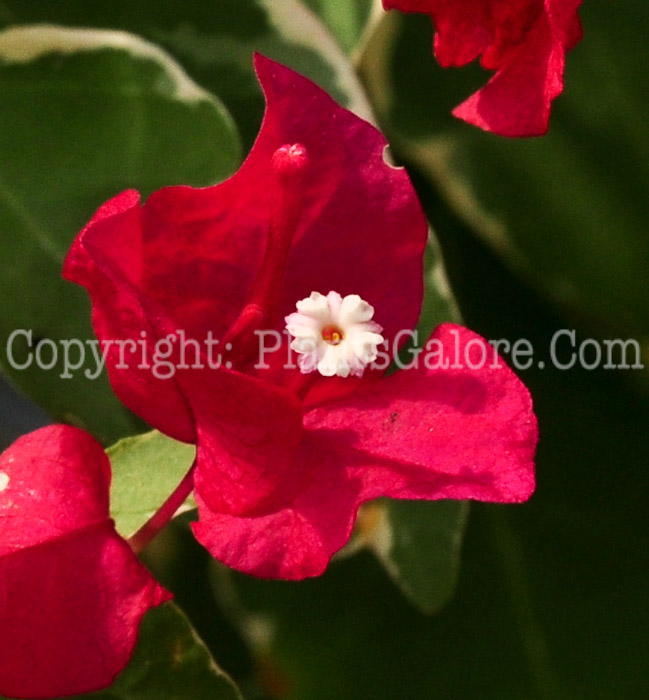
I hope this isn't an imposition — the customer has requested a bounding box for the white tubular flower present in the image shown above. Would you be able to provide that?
[285,291,384,378]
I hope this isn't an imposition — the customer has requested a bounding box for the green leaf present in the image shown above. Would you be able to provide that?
[82,603,242,700]
[359,500,469,614]
[0,25,241,443]
[107,430,196,539]
[0,0,375,150]
[300,0,377,54]
[421,236,462,330]
[360,2,649,341]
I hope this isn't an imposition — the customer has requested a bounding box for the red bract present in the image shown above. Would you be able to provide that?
[0,425,170,699]
[382,0,583,136]
[64,55,536,580]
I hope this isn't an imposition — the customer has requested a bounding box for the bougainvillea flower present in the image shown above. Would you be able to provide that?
[64,55,536,580]
[0,425,169,699]
[382,0,583,136]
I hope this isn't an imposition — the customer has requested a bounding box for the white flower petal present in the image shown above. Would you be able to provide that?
[286,312,320,337]
[295,291,329,318]
[324,291,343,321]
[340,294,374,326]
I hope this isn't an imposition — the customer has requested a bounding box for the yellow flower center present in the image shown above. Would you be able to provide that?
[322,324,345,346]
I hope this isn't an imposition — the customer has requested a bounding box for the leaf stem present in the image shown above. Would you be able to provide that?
[128,463,196,554]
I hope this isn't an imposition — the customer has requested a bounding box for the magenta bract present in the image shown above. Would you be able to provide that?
[383,0,583,136]
[64,55,537,580]
[0,425,170,699]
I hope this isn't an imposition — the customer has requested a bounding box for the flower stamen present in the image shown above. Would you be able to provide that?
[322,325,344,346]
[223,143,309,367]
[250,143,309,317]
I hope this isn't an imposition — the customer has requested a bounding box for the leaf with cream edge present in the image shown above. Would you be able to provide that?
[0,425,170,699]
[302,0,379,54]
[64,55,537,581]
[0,25,241,444]
[0,0,376,149]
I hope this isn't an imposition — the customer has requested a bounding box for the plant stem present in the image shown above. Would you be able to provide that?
[128,464,196,554]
